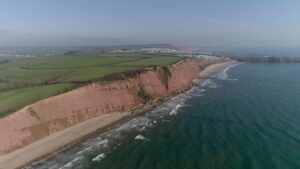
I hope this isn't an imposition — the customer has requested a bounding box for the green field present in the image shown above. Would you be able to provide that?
[0,53,182,117]
[115,56,181,67]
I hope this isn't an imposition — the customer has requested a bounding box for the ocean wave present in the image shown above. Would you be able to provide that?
[200,79,218,88]
[206,79,218,88]
[83,146,93,152]
[97,139,108,147]
[169,109,178,116]
[76,150,84,155]
[200,79,211,87]
[194,94,203,97]
[134,135,148,141]
[60,157,83,169]
[169,103,183,116]
[117,116,152,132]
[92,153,106,162]
[217,63,244,80]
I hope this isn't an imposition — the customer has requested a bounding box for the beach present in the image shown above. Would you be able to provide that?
[0,61,236,169]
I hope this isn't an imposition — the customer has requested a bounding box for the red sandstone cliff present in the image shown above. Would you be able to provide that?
[0,59,222,154]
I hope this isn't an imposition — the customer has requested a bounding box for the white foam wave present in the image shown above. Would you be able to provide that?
[76,150,84,155]
[60,157,83,169]
[175,104,182,109]
[134,135,148,141]
[205,79,218,88]
[217,63,244,80]
[169,103,184,116]
[117,116,152,131]
[200,79,211,87]
[61,162,73,168]
[83,146,93,152]
[97,139,108,147]
[169,109,178,116]
[92,153,106,162]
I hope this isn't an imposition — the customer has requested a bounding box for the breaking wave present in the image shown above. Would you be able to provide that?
[59,157,83,169]
[217,63,244,80]
[169,103,183,116]
[92,153,106,162]
[134,135,148,141]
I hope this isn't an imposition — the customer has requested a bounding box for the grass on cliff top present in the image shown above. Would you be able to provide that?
[57,66,142,82]
[0,83,73,117]
[115,56,182,67]
[0,53,182,116]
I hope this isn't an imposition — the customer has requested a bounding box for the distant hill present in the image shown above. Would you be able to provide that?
[0,44,174,57]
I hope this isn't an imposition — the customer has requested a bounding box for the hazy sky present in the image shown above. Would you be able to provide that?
[1,0,300,49]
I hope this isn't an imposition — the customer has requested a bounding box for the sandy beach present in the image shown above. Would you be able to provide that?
[0,61,237,169]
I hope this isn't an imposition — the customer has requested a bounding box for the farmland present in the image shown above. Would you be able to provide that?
[0,53,182,116]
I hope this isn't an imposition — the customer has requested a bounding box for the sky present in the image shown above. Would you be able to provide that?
[1,0,300,51]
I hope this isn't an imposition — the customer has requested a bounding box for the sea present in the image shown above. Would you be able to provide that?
[25,62,300,169]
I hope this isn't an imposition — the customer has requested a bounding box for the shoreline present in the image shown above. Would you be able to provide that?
[0,61,237,169]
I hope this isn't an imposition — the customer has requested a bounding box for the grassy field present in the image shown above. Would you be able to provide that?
[27,55,141,70]
[0,68,70,83]
[115,56,181,67]
[0,53,182,116]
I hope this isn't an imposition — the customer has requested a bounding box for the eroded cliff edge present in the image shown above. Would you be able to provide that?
[0,58,228,154]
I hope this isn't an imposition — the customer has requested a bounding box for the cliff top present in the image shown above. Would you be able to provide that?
[0,53,182,117]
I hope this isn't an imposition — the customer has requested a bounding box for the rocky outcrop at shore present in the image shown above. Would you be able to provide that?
[0,58,226,154]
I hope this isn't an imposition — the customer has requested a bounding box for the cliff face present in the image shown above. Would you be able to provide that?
[0,59,221,154]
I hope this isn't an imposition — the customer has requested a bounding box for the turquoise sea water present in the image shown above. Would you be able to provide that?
[26,63,300,169]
